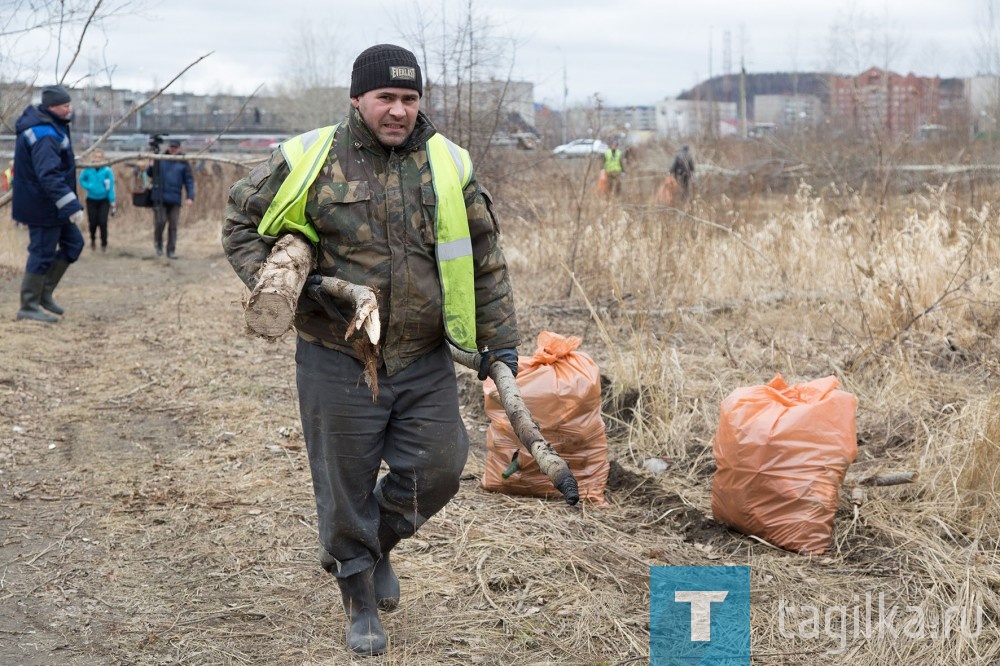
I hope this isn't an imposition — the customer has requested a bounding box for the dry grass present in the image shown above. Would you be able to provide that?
[0,142,999,664]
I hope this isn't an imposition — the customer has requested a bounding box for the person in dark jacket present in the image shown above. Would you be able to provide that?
[223,44,520,657]
[670,144,695,199]
[12,85,85,323]
[146,139,194,259]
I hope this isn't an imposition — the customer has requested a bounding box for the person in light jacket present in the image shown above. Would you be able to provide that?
[79,149,116,252]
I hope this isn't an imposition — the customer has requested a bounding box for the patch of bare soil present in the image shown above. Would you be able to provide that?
[0,217,692,665]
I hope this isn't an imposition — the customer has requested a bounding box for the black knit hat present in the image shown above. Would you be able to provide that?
[41,85,72,107]
[350,44,422,97]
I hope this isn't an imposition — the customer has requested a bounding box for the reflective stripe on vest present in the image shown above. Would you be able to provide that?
[256,125,479,351]
[425,133,475,351]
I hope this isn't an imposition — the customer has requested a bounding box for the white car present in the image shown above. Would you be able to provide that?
[552,139,609,158]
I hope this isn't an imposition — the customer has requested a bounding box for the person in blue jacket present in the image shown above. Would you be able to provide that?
[12,85,85,323]
[146,138,194,259]
[78,148,116,252]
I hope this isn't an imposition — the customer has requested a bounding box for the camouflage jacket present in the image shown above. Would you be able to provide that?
[222,108,520,375]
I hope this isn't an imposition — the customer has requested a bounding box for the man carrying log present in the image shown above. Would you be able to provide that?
[221,44,520,657]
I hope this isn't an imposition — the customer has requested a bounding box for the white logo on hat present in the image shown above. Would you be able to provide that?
[389,66,416,80]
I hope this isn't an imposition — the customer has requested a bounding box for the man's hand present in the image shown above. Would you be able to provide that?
[184,198,194,206]
[69,210,84,225]
[110,203,117,217]
[478,348,519,381]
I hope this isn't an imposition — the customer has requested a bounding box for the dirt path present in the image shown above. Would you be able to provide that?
[0,226,268,664]
[0,219,664,665]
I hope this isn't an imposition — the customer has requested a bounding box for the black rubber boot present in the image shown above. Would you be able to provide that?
[39,260,69,315]
[374,521,402,611]
[337,569,387,656]
[16,272,58,323]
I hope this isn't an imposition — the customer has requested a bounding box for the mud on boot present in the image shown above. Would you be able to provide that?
[337,569,387,656]
[374,521,402,612]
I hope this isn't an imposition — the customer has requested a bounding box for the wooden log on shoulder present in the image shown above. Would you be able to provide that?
[245,234,315,339]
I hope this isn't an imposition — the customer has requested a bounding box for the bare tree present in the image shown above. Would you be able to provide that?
[824,2,908,76]
[0,0,146,132]
[392,0,530,170]
[267,18,348,131]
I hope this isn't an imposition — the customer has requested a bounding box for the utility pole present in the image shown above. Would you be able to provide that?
[562,56,568,144]
[739,60,748,139]
[87,54,95,143]
[707,26,714,139]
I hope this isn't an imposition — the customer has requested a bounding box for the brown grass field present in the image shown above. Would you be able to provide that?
[1,137,999,665]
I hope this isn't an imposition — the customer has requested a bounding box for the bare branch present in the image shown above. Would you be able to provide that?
[59,0,105,85]
[79,51,214,160]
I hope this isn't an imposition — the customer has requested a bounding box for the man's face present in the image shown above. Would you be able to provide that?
[351,87,420,147]
[167,144,181,154]
[47,102,72,119]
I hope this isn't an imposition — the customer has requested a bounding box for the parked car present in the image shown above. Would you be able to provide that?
[552,139,609,158]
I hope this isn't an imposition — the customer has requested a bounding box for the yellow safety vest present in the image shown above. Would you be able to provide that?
[604,149,623,175]
[257,124,479,351]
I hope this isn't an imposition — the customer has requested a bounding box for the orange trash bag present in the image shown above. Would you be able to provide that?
[481,331,609,505]
[595,169,610,196]
[654,175,677,205]
[711,374,857,555]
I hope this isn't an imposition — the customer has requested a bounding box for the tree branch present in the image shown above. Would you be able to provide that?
[79,51,214,160]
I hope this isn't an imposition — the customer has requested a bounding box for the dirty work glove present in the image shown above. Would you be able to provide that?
[69,210,84,225]
[478,348,519,381]
[110,203,117,217]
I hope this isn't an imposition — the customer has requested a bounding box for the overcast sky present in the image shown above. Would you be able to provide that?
[6,0,990,108]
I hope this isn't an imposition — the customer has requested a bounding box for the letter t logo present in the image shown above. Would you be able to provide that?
[674,591,729,641]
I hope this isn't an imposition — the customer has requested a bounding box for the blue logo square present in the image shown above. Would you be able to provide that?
[650,566,750,665]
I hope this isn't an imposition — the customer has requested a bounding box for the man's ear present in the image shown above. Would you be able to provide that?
[350,97,361,109]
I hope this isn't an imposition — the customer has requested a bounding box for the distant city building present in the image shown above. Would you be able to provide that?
[654,99,738,138]
[602,106,657,132]
[6,71,1000,148]
[828,67,943,137]
[753,94,823,130]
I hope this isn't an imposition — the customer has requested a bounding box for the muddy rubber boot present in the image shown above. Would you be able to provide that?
[39,260,69,315]
[337,569,387,656]
[16,272,58,323]
[374,522,402,612]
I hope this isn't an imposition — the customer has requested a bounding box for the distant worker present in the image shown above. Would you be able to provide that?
[146,138,195,259]
[11,84,85,323]
[670,144,695,199]
[79,149,117,252]
[602,138,626,198]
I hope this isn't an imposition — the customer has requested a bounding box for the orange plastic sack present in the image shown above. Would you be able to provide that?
[654,175,677,205]
[481,332,609,505]
[711,374,857,555]
[596,169,610,196]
